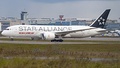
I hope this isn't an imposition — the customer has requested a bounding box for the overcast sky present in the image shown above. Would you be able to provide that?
[0,0,119,20]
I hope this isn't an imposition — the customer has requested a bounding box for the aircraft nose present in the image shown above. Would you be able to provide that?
[1,31,6,36]
[1,31,4,36]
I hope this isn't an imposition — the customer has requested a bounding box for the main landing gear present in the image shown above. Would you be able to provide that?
[51,39,63,42]
[9,37,14,41]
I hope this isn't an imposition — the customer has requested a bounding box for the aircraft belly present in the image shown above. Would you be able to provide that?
[69,32,85,38]
[69,31,98,38]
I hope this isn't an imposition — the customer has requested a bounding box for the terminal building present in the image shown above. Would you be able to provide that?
[26,15,119,31]
[0,11,27,31]
[0,17,21,31]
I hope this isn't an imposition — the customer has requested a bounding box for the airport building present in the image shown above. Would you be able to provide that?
[0,21,10,31]
[0,17,22,31]
[21,11,28,20]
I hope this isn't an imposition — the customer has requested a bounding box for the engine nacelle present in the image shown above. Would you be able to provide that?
[41,32,55,40]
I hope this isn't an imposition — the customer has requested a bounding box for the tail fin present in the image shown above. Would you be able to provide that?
[90,9,111,28]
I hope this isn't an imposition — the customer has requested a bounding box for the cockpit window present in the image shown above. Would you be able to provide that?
[6,28,10,30]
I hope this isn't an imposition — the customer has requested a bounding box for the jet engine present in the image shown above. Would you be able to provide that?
[41,32,55,40]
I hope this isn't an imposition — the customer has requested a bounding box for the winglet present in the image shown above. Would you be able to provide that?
[90,9,111,28]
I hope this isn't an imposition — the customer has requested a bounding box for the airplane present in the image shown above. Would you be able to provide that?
[109,30,120,36]
[1,9,111,42]
[114,30,120,36]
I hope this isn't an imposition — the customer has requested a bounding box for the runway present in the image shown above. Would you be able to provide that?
[64,37,120,41]
[0,37,120,44]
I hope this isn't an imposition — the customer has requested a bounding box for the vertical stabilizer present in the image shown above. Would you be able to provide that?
[90,9,111,28]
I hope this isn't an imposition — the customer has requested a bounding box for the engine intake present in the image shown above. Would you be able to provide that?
[41,32,55,40]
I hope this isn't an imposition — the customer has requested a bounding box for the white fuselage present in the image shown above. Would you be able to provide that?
[1,9,110,41]
[1,25,106,39]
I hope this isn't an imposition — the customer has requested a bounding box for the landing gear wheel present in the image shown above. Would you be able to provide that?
[51,39,63,42]
[10,38,14,41]
[31,37,34,40]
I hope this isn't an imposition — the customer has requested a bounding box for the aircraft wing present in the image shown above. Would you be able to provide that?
[55,27,95,36]
[97,30,107,32]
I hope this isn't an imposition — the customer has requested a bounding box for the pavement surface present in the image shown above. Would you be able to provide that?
[0,37,120,44]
